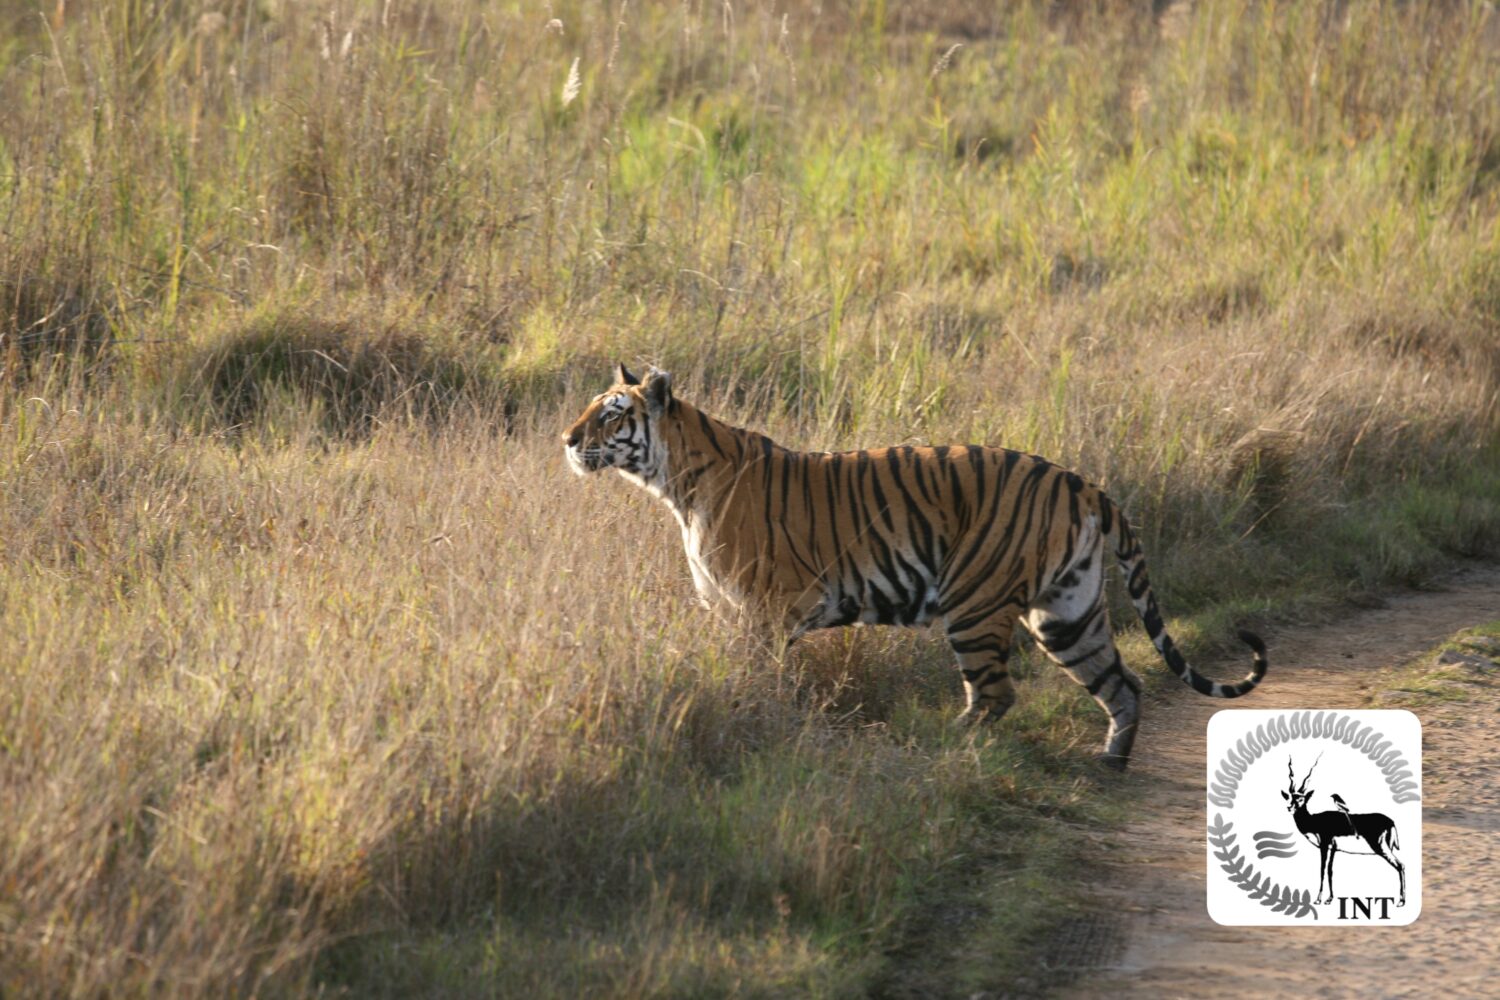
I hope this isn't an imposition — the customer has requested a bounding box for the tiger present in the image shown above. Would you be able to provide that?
[563,364,1267,769]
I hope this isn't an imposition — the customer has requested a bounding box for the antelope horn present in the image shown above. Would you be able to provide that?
[1298,751,1323,793]
[1287,756,1295,789]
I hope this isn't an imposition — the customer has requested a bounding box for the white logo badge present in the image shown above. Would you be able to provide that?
[1206,709,1421,925]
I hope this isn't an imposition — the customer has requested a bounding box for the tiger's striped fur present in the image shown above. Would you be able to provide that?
[563,365,1267,768]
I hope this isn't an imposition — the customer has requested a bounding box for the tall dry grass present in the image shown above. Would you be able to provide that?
[2,0,1500,995]
[0,391,1106,995]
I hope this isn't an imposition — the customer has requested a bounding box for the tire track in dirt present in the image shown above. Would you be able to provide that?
[1056,563,1500,1000]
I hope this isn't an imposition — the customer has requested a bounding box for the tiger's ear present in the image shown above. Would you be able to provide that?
[643,367,673,415]
[616,363,641,386]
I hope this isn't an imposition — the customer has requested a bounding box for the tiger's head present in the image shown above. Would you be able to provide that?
[562,363,674,483]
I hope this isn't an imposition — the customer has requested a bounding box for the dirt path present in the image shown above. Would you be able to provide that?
[1055,564,1500,1000]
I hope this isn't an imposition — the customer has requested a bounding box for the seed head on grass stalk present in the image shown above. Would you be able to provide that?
[562,57,581,107]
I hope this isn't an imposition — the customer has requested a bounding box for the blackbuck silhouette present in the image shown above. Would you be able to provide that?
[1281,755,1406,906]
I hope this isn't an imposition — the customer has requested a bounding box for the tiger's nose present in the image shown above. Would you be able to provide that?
[564,430,582,448]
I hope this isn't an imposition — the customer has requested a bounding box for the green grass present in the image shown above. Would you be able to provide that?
[1375,623,1500,707]
[2,1,1500,996]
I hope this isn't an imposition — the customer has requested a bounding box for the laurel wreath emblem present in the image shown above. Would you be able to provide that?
[1208,710,1421,920]
[1208,814,1317,917]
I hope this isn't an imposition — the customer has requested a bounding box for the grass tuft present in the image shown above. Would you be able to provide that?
[169,309,489,438]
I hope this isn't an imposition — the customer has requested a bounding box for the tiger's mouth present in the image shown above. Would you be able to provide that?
[565,445,606,475]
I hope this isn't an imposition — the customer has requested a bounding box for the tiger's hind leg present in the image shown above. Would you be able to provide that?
[1023,556,1143,770]
[945,611,1019,726]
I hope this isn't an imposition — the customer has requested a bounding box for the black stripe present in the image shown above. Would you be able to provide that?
[1141,596,1164,638]
[1062,642,1108,668]
[780,448,793,518]
[698,410,729,458]
[1086,657,1123,695]
[885,450,936,571]
[950,636,1007,656]
[1037,606,1100,653]
[945,461,1049,604]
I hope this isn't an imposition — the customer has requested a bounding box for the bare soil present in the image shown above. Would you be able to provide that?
[1055,564,1500,1000]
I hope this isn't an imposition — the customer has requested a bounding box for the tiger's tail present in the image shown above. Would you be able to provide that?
[1105,500,1267,697]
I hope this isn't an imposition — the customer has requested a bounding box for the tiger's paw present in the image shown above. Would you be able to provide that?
[956,704,1012,727]
[1094,751,1130,772]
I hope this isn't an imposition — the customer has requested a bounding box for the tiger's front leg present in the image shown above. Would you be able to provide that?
[946,611,1018,725]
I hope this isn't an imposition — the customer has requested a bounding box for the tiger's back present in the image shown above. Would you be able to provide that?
[565,365,1267,769]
